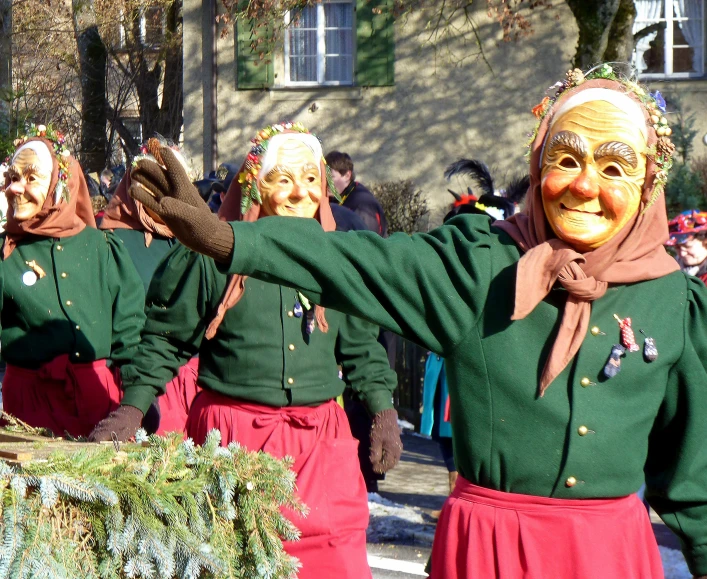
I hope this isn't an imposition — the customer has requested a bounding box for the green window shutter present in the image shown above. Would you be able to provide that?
[355,0,394,86]
[236,18,274,89]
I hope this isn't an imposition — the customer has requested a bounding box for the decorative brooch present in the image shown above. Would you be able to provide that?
[9,124,72,204]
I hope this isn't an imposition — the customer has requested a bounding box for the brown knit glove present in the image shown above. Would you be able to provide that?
[369,408,403,474]
[88,405,144,442]
[129,147,234,262]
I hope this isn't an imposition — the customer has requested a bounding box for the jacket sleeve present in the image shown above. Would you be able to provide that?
[336,315,397,415]
[105,231,146,367]
[222,214,498,357]
[645,275,707,577]
[120,244,222,413]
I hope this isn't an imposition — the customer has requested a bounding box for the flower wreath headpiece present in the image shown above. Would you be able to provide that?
[8,124,72,203]
[237,121,339,215]
[528,64,675,209]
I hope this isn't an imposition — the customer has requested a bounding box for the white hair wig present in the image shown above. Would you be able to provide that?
[258,133,323,180]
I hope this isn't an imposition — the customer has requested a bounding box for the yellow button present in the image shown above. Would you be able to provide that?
[60,272,67,278]
[287,378,294,385]
[580,377,591,387]
[75,325,80,331]
[287,311,294,317]
[590,326,601,335]
[565,476,577,488]
[75,352,80,358]
[288,344,295,351]
[65,300,72,306]
[578,425,589,436]
[56,245,63,251]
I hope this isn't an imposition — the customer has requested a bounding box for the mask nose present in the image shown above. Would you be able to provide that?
[568,166,601,201]
[6,180,25,198]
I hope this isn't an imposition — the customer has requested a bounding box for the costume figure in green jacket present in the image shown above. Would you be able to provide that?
[120,67,707,578]
[90,122,400,579]
[0,126,145,438]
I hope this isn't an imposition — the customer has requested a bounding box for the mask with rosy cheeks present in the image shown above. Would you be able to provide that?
[541,100,647,251]
[5,147,52,222]
[258,139,322,218]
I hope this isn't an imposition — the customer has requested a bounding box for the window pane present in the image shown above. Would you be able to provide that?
[325,3,353,28]
[290,56,317,81]
[325,56,353,82]
[326,29,353,55]
[289,29,317,56]
[291,5,316,29]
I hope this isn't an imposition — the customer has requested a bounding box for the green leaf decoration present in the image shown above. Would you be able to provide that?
[0,430,304,579]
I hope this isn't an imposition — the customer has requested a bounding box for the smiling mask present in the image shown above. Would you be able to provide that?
[541,95,648,251]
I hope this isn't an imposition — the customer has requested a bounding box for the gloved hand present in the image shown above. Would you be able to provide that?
[129,147,234,262]
[88,405,144,442]
[369,408,403,473]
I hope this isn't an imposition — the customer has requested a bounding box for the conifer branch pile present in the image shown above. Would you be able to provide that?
[0,430,305,579]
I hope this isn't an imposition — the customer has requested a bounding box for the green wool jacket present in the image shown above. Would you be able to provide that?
[220,214,707,576]
[111,228,176,292]
[120,244,397,417]
[0,227,146,368]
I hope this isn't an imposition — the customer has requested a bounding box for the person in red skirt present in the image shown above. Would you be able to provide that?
[90,122,401,578]
[98,138,199,435]
[121,66,707,578]
[0,125,145,438]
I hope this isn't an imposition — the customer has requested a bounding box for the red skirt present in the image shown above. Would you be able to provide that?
[155,357,200,436]
[186,391,371,579]
[429,477,664,579]
[3,356,121,438]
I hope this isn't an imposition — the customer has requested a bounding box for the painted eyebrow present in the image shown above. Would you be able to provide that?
[7,164,50,179]
[593,141,638,168]
[546,131,587,158]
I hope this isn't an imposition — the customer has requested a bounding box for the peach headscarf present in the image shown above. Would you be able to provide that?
[494,77,679,396]
[3,137,96,258]
[205,130,336,339]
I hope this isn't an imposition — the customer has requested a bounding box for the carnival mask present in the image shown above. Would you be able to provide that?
[541,99,647,251]
[258,138,322,218]
[5,144,52,222]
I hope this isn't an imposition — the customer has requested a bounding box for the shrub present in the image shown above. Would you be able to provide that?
[371,179,429,234]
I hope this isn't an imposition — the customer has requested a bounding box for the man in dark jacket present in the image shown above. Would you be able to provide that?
[326,151,388,237]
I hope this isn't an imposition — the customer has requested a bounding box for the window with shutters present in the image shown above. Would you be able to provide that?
[235,0,394,90]
[284,0,354,86]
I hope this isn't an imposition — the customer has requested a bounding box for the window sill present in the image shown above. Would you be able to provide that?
[269,87,363,101]
[643,77,707,91]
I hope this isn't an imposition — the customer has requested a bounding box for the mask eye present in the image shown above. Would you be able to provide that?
[602,164,622,178]
[559,157,579,169]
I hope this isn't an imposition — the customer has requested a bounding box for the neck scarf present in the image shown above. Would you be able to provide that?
[99,170,174,246]
[3,138,96,258]
[494,78,679,396]
[205,132,336,340]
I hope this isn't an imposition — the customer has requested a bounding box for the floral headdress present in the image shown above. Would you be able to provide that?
[528,64,674,209]
[237,121,338,215]
[9,124,72,203]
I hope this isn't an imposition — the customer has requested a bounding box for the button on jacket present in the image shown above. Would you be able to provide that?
[220,214,707,576]
[120,244,397,417]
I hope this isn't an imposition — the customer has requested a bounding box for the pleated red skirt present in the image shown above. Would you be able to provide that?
[155,357,200,436]
[429,476,664,579]
[186,391,371,579]
[3,356,121,438]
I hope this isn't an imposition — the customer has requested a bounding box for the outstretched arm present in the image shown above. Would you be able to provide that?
[129,147,503,356]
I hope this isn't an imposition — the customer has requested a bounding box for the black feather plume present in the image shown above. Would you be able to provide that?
[444,159,495,197]
[504,174,530,205]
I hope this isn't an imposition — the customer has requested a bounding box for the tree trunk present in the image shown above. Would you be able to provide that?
[565,0,621,69]
[603,0,637,63]
[0,0,11,121]
[72,0,107,172]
